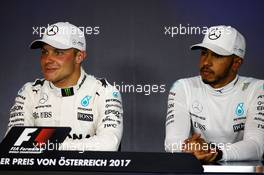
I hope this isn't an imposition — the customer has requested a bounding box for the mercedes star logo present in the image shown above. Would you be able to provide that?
[47,25,59,36]
[192,101,203,113]
[39,93,48,104]
[208,28,221,40]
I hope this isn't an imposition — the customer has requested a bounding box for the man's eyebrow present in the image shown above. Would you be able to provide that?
[212,52,224,57]
[41,47,48,51]
[54,48,69,52]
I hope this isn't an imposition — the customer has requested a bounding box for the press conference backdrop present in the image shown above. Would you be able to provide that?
[0,0,263,152]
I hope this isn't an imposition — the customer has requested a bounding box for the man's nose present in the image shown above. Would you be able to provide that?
[201,55,213,66]
[43,53,55,63]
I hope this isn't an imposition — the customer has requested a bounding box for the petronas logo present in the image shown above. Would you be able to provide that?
[235,103,244,117]
[81,96,92,107]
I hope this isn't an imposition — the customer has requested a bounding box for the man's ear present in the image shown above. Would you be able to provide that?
[75,51,87,64]
[232,56,243,71]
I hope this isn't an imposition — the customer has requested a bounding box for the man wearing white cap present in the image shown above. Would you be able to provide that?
[165,25,264,162]
[7,22,123,151]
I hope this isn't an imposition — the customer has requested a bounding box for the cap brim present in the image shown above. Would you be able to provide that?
[30,38,72,50]
[190,43,232,56]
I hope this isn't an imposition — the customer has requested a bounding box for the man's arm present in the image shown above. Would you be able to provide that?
[220,81,264,161]
[165,80,191,152]
[183,133,220,163]
[60,85,123,151]
[165,80,219,162]
[7,83,34,134]
[183,81,264,162]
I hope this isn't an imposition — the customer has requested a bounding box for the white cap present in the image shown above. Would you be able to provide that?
[191,25,246,59]
[30,22,86,51]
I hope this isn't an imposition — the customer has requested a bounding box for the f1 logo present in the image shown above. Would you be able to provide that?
[13,128,55,147]
[14,128,37,146]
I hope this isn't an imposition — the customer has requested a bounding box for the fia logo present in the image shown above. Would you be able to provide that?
[81,96,92,107]
[235,103,244,117]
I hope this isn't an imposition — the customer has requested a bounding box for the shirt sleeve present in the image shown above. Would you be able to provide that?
[7,83,34,134]
[165,80,191,152]
[221,81,264,161]
[60,84,123,152]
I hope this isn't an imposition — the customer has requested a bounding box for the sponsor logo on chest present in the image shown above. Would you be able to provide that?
[233,102,246,122]
[77,112,93,122]
[76,95,94,122]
